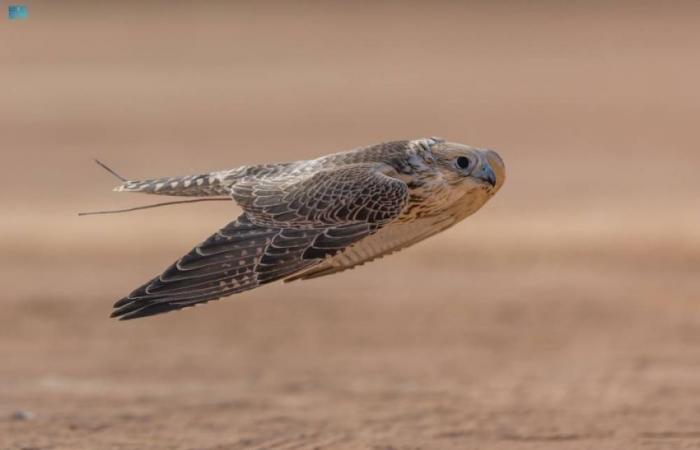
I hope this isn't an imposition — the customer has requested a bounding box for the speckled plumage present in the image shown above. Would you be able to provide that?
[111,138,505,320]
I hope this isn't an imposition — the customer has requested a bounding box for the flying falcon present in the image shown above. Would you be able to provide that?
[106,138,505,320]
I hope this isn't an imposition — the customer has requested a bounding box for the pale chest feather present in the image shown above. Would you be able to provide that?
[398,175,479,222]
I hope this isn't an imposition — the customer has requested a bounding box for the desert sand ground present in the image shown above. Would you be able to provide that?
[1,2,700,449]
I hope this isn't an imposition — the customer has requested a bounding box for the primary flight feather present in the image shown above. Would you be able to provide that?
[108,138,505,320]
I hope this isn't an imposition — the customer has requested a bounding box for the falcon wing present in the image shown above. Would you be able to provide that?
[285,215,458,282]
[111,164,408,320]
[231,163,407,228]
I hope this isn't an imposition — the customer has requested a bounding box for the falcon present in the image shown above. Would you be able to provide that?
[107,138,505,319]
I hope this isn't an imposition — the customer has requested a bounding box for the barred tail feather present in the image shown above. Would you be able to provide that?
[114,170,241,197]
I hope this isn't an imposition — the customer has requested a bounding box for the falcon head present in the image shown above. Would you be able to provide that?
[430,140,506,194]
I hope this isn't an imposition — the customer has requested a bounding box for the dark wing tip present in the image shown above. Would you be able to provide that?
[110,297,152,320]
[110,298,205,320]
[113,296,133,308]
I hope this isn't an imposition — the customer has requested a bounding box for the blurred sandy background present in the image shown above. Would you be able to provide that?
[1,2,699,449]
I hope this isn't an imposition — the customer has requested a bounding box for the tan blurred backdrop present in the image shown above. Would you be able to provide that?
[1,2,699,449]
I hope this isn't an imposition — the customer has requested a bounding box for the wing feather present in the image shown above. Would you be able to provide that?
[111,164,409,320]
[285,216,457,282]
[232,163,407,227]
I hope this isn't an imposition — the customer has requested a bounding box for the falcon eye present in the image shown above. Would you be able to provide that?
[456,156,471,170]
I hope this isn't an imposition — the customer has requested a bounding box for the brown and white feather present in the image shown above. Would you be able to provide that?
[109,138,505,320]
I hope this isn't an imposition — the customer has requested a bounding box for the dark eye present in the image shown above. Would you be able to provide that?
[456,156,471,170]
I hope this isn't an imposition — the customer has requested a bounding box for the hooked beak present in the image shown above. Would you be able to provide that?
[475,163,497,187]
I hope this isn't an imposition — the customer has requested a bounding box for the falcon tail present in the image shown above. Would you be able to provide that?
[114,171,236,197]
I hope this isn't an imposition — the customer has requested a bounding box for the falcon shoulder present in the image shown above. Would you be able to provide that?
[231,163,407,227]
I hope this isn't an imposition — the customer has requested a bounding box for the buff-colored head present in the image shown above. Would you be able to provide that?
[430,141,506,195]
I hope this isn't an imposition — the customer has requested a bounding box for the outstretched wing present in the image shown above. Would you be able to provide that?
[111,164,408,320]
